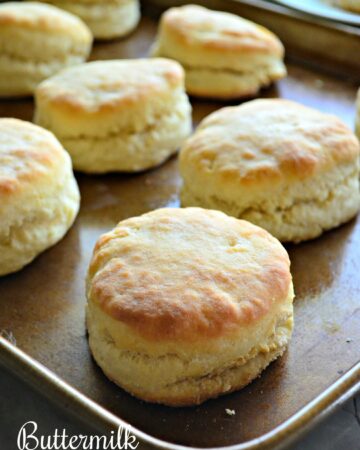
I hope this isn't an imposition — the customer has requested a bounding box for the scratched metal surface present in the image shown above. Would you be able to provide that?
[0,16,359,449]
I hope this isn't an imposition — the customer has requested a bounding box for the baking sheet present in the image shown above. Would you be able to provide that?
[0,15,359,450]
[272,0,360,25]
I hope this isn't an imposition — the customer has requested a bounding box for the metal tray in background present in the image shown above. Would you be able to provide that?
[0,11,360,450]
[272,0,360,26]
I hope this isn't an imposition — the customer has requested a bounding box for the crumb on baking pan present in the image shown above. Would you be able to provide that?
[0,329,17,346]
[225,409,236,416]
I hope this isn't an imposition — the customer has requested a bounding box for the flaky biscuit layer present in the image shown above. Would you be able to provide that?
[0,2,92,96]
[35,59,192,173]
[36,0,140,39]
[0,119,80,275]
[151,5,286,98]
[180,99,360,242]
[86,208,294,405]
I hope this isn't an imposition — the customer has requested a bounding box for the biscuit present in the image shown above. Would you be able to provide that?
[151,5,286,99]
[0,2,92,97]
[34,58,192,173]
[36,0,140,40]
[0,118,80,276]
[86,207,294,406]
[180,99,360,243]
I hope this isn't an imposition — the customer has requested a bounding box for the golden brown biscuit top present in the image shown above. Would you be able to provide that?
[180,99,359,187]
[35,58,185,114]
[160,4,283,56]
[0,118,68,196]
[0,2,91,40]
[87,208,292,342]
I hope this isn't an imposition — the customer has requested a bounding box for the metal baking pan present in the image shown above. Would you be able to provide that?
[272,0,360,26]
[0,11,359,450]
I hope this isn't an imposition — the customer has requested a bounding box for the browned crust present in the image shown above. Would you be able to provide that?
[87,208,292,342]
[160,5,284,56]
[180,99,360,187]
[0,118,65,197]
[0,2,90,37]
[35,58,184,115]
